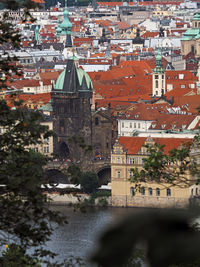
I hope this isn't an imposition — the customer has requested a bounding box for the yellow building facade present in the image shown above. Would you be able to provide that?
[111,136,199,208]
[30,120,53,157]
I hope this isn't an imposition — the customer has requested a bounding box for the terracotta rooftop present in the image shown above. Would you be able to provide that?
[119,136,192,155]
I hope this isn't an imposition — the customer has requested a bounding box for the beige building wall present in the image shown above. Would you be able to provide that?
[30,120,53,157]
[181,40,198,56]
[111,139,197,208]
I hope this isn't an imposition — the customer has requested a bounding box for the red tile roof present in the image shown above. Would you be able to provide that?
[31,0,45,3]
[5,93,51,109]
[141,32,159,38]
[119,136,192,155]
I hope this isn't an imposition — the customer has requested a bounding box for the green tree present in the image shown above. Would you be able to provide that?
[0,1,66,266]
[80,171,99,194]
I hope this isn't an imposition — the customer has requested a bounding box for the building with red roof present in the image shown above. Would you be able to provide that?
[111,135,198,208]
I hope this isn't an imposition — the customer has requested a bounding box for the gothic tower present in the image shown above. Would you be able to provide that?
[51,57,93,164]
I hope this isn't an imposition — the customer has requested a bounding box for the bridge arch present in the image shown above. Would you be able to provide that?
[97,165,111,185]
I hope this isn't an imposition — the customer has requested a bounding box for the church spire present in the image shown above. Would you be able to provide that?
[59,0,72,47]
[60,0,72,35]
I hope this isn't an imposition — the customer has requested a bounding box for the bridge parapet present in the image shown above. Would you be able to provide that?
[45,159,111,174]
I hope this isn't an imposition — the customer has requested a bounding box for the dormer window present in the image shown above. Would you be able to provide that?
[172,124,176,129]
[161,124,166,129]
[151,124,156,128]
[182,124,186,129]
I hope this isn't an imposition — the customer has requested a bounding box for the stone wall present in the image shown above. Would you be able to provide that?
[47,193,112,206]
[112,195,190,208]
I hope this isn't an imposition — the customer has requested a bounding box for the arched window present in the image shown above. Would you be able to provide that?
[156,188,160,196]
[140,187,145,195]
[148,188,153,196]
[167,188,171,197]
[117,171,121,178]
[130,187,135,196]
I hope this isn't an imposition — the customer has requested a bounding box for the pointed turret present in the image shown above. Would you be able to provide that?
[60,0,72,34]
[60,0,72,47]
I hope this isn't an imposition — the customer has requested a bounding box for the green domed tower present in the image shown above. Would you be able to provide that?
[51,58,93,163]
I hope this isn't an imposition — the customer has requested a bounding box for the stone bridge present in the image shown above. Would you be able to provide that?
[45,159,111,185]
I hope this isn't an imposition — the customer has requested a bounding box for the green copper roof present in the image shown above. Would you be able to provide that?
[181,28,200,41]
[60,0,72,35]
[68,55,79,61]
[195,33,200,40]
[55,67,93,91]
[193,13,200,21]
[76,68,93,89]
[35,24,39,42]
[153,49,164,73]
[55,69,66,90]
[56,17,62,35]
[183,28,199,36]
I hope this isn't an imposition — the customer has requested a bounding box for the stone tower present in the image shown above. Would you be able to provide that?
[51,57,93,164]
[152,49,165,97]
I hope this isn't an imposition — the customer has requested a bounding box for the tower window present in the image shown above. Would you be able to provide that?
[155,80,159,88]
[191,45,195,54]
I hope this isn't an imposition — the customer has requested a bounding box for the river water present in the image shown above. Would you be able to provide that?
[45,206,139,266]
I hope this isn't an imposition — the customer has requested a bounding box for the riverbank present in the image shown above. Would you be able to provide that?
[46,192,112,206]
